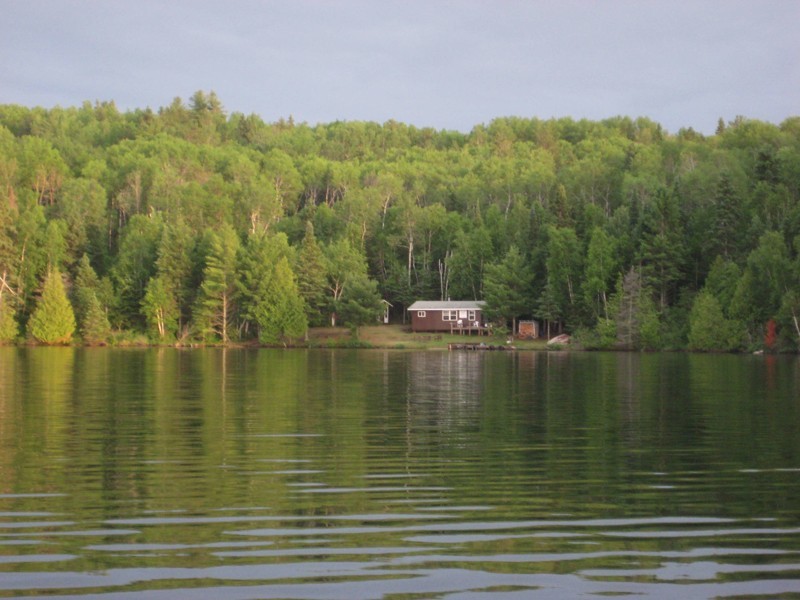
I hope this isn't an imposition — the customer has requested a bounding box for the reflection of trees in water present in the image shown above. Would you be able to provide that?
[0,348,20,493]
[615,352,643,452]
[406,352,484,437]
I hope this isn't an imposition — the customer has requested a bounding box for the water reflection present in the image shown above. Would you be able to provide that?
[0,348,798,598]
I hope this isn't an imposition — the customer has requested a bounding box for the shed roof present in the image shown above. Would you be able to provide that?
[407,300,486,311]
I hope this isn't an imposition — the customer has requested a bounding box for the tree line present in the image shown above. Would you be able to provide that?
[0,91,798,350]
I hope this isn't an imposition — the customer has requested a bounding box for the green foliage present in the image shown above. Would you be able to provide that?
[688,291,742,351]
[112,214,162,328]
[72,254,101,324]
[141,275,179,340]
[637,188,684,310]
[155,219,197,327]
[193,224,240,342]
[483,245,533,332]
[614,268,661,350]
[28,269,76,344]
[0,294,17,342]
[731,231,791,330]
[544,225,582,323]
[80,291,112,345]
[295,221,329,326]
[254,257,307,345]
[237,232,293,334]
[323,237,368,326]
[704,256,742,317]
[337,272,383,336]
[583,226,617,319]
[0,100,798,350]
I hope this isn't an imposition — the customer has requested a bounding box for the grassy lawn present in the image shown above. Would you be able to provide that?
[307,324,548,350]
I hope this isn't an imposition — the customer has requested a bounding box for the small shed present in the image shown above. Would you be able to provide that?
[407,300,487,333]
[517,320,539,339]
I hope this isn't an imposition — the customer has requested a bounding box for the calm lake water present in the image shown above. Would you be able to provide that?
[1,347,799,599]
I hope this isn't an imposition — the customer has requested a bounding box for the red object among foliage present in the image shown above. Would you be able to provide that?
[764,319,777,351]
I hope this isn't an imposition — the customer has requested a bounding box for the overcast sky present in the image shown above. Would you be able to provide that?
[2,1,798,134]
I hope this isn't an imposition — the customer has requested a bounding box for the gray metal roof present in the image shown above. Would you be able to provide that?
[407,300,486,311]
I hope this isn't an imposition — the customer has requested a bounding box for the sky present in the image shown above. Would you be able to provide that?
[2,1,798,135]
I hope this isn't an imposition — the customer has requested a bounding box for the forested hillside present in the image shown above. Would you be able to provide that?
[1,91,798,350]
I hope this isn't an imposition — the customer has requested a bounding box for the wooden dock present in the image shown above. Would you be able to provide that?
[448,343,515,351]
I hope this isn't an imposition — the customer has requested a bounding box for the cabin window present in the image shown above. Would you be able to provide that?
[442,310,458,321]
[417,311,426,318]
[468,310,476,321]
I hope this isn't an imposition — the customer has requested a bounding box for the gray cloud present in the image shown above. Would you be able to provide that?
[1,0,797,133]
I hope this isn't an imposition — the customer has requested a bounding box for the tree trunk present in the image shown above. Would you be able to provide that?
[221,293,229,344]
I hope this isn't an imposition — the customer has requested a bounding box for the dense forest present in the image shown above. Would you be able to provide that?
[0,91,799,351]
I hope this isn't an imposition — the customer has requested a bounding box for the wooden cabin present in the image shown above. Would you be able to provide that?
[407,300,487,333]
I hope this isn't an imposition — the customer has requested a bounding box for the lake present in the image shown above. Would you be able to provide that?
[1,347,799,598]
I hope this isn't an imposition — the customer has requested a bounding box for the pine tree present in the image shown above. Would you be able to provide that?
[155,219,196,329]
[483,245,533,334]
[194,225,240,343]
[28,269,76,344]
[714,174,744,260]
[80,291,111,345]
[535,282,561,340]
[637,188,684,311]
[73,254,102,325]
[255,257,307,345]
[337,272,383,338]
[237,232,293,336]
[295,222,328,326]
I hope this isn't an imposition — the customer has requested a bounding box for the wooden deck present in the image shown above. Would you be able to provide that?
[449,324,492,336]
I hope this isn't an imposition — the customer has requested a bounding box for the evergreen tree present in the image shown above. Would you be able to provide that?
[80,291,111,345]
[155,219,196,329]
[72,254,102,325]
[535,281,561,339]
[637,188,684,311]
[295,221,328,326]
[14,205,49,322]
[28,268,76,344]
[193,224,240,343]
[337,272,383,338]
[713,174,744,260]
[483,245,533,333]
[237,232,293,336]
[112,214,162,329]
[254,257,307,345]
[44,219,68,271]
